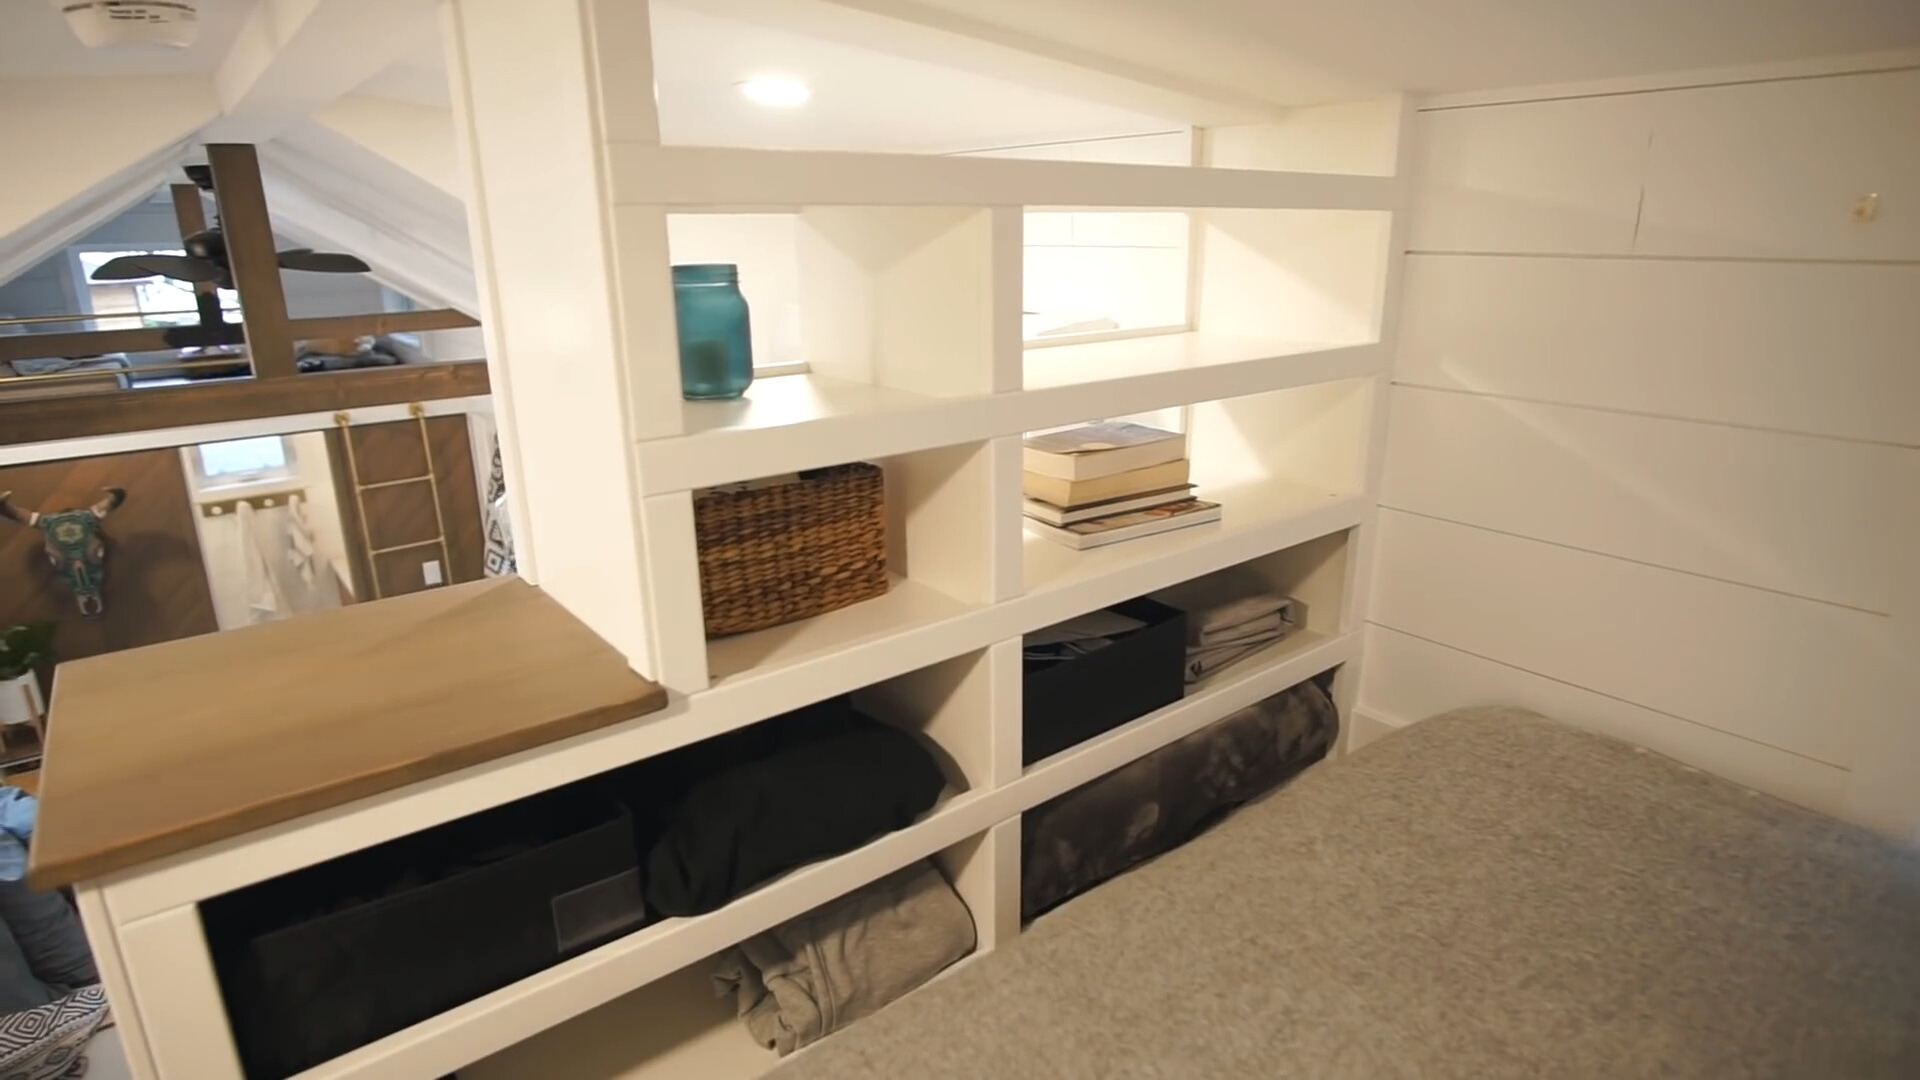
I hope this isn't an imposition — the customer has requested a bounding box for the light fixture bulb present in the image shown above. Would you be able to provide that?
[738,77,811,108]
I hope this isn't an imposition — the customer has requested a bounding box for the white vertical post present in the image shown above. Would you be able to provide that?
[1332,95,1417,750]
[75,885,159,1080]
[988,206,1025,394]
[934,817,1022,955]
[442,0,683,677]
[117,906,245,1080]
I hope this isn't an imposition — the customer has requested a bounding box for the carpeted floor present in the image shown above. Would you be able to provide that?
[771,706,1920,1079]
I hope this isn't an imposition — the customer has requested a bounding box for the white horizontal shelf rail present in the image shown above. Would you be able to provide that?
[634,339,1383,495]
[611,145,1399,211]
[277,629,1354,1080]
[103,493,1370,920]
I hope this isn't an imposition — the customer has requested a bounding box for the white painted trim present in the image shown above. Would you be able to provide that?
[1419,48,1920,111]
[118,906,245,1080]
[0,396,491,468]
[609,145,1397,211]
[1022,323,1190,351]
[78,886,159,1080]
[1344,704,1407,755]
[1328,95,1413,729]
[749,359,812,378]
[634,341,1384,496]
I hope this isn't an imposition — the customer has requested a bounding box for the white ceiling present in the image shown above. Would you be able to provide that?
[876,0,1920,101]
[646,3,1180,151]
[355,57,449,108]
[0,0,255,78]
[346,0,1920,149]
[354,1,1183,151]
[3,0,1917,139]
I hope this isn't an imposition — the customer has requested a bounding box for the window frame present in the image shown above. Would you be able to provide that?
[189,436,300,492]
[67,245,241,331]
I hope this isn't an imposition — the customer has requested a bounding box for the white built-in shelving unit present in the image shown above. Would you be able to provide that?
[76,6,1411,1080]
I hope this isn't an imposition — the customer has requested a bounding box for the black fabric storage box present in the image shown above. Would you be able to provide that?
[202,785,645,1080]
[1023,597,1187,764]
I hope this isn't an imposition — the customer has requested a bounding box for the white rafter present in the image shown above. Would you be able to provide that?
[204,0,440,142]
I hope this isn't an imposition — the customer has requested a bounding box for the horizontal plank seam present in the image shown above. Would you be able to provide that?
[1416,62,1920,112]
[1404,250,1920,267]
[1377,504,1892,617]
[1365,622,1854,771]
[1389,381,1920,451]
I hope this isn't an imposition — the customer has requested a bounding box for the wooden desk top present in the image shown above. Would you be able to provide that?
[28,577,666,889]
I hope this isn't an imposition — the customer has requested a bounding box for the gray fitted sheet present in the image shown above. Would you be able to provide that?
[770,706,1920,1079]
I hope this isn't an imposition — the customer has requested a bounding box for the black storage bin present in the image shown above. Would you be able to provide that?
[1023,597,1187,764]
[202,785,645,1080]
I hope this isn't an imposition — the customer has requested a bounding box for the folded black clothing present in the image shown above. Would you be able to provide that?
[645,715,947,916]
[603,695,860,841]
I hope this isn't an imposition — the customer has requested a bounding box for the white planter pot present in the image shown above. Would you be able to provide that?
[0,675,43,728]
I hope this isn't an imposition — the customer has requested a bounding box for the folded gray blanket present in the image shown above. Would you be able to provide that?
[1022,679,1336,919]
[1191,593,1290,637]
[1185,631,1287,683]
[713,862,975,1055]
[1182,596,1300,684]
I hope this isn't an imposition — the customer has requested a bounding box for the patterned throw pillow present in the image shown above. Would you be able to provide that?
[0,987,110,1080]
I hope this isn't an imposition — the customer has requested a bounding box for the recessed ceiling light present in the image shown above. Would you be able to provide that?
[738,77,811,108]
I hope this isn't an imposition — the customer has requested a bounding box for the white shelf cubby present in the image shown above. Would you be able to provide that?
[77,6,1413,1076]
[694,437,1022,692]
[464,817,1021,1080]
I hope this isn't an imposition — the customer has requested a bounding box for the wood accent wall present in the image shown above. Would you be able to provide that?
[328,416,485,601]
[0,451,218,682]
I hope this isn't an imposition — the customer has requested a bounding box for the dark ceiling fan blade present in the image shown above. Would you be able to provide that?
[276,250,371,273]
[90,254,223,283]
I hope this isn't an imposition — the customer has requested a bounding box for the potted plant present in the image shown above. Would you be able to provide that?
[0,623,53,730]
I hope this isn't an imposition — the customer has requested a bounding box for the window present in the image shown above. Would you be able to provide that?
[73,250,240,329]
[192,437,297,488]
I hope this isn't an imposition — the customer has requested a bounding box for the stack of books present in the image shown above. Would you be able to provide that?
[1022,421,1222,550]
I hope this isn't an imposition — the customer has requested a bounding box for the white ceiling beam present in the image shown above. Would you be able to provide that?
[0,76,217,285]
[310,96,466,199]
[206,0,440,142]
[683,0,1290,125]
[258,128,479,314]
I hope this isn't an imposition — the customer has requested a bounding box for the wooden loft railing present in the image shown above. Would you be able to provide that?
[0,143,490,447]
[0,308,482,369]
[0,359,491,446]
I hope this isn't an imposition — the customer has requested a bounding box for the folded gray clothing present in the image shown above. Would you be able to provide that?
[1185,632,1286,683]
[1190,592,1289,638]
[1197,610,1287,648]
[713,862,975,1055]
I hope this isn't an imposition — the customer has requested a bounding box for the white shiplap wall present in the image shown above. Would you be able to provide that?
[1356,62,1920,835]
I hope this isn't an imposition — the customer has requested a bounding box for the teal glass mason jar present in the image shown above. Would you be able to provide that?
[671,263,754,400]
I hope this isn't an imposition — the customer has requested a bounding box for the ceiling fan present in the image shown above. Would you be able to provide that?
[88,165,370,289]
[0,144,476,377]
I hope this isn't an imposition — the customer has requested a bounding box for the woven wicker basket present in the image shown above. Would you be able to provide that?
[694,463,889,637]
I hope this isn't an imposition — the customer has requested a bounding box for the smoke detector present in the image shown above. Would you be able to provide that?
[55,1,200,49]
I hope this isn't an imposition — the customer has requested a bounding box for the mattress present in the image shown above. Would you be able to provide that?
[770,706,1920,1079]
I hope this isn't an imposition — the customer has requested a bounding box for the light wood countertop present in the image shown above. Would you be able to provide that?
[27,577,666,889]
